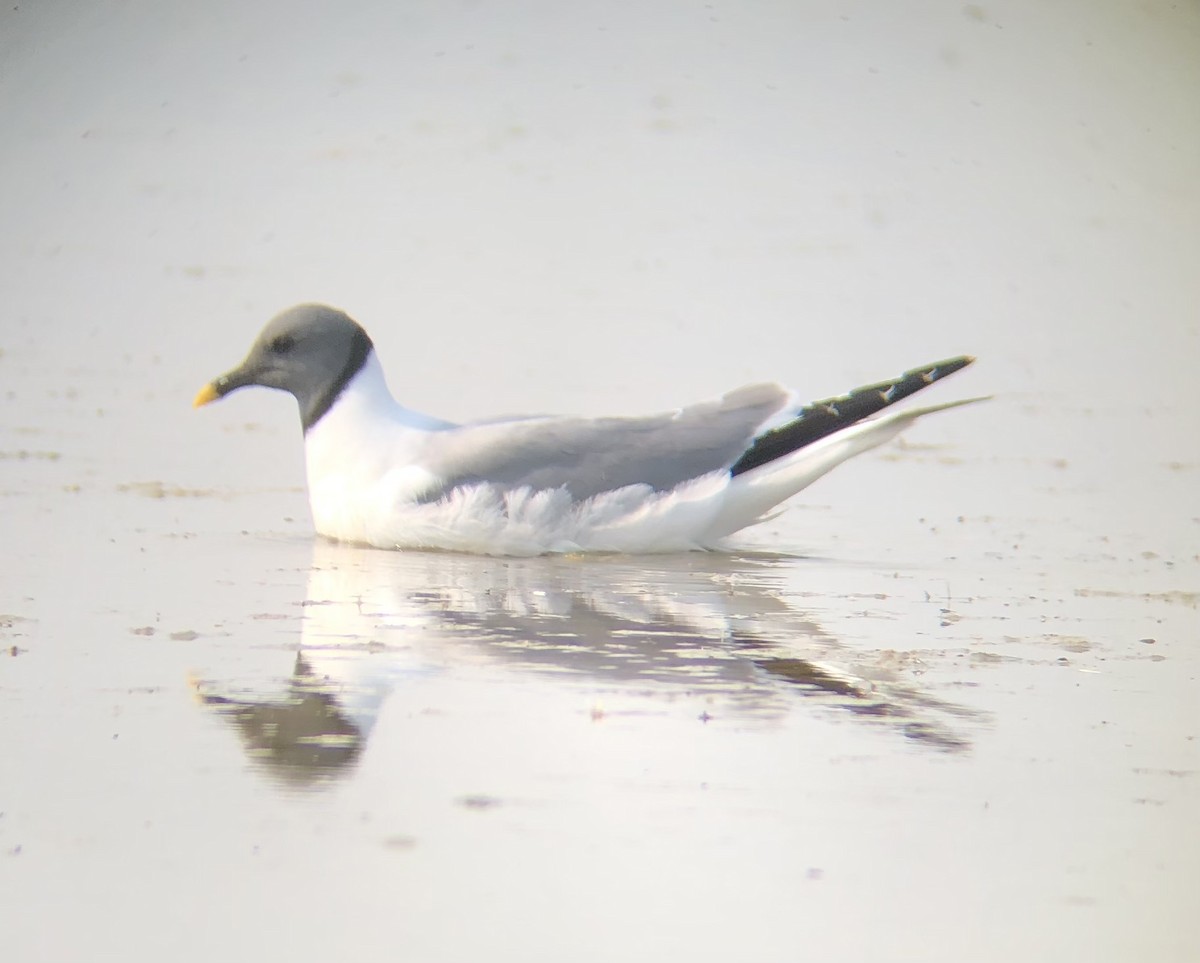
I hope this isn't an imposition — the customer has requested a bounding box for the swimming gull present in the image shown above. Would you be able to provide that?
[194,304,980,555]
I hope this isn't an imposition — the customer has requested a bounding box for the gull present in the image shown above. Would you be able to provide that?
[194,304,980,555]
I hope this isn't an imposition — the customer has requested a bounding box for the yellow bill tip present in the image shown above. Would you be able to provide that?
[192,383,220,408]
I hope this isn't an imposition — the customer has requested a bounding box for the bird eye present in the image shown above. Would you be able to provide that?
[269,333,296,354]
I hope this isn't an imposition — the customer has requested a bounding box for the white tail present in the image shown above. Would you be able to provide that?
[703,397,988,541]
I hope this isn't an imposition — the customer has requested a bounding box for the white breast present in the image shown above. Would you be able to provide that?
[302,351,448,545]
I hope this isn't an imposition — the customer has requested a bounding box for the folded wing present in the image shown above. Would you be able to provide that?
[415,357,975,503]
[418,383,790,501]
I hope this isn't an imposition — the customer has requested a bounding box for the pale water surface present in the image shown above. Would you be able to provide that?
[1,2,1197,961]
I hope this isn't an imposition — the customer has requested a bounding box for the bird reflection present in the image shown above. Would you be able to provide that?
[196,652,365,788]
[195,541,980,787]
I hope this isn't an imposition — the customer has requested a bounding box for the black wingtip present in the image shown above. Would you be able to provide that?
[729,354,975,477]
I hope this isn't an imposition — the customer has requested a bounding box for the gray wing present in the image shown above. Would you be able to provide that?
[417,383,790,501]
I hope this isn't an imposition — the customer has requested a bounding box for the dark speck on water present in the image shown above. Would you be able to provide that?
[459,794,502,810]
